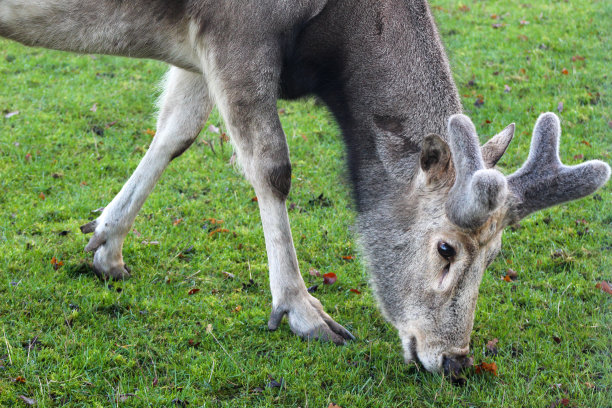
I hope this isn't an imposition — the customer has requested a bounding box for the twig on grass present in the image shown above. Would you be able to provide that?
[3,327,13,365]
[206,325,245,374]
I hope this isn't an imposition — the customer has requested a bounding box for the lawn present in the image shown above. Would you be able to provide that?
[0,0,610,407]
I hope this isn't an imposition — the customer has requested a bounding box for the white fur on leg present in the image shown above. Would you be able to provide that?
[84,67,212,278]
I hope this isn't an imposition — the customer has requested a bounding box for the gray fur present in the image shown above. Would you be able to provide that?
[1,0,609,375]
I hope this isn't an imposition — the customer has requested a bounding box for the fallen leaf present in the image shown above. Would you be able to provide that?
[341,255,355,260]
[553,336,562,344]
[188,288,200,295]
[328,404,343,408]
[307,285,319,293]
[144,128,156,137]
[571,55,585,62]
[323,272,337,285]
[492,23,505,29]
[474,361,498,376]
[504,268,518,281]
[222,271,235,279]
[486,338,499,355]
[4,110,19,118]
[90,103,97,112]
[205,218,224,225]
[550,398,571,408]
[209,228,229,237]
[25,153,32,162]
[561,68,569,75]
[309,267,321,277]
[474,96,484,107]
[573,154,584,160]
[172,398,189,407]
[502,275,512,282]
[267,376,283,389]
[251,196,258,202]
[580,140,591,147]
[595,281,612,295]
[39,192,46,200]
[206,323,213,333]
[234,305,242,312]
[152,377,158,386]
[51,257,64,271]
[458,4,469,12]
[350,288,361,294]
[14,376,26,384]
[18,395,36,405]
[173,218,183,226]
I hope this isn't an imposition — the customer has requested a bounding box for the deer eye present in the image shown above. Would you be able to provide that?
[437,241,456,259]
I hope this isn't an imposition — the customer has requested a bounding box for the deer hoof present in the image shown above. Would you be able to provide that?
[93,263,131,280]
[269,294,355,345]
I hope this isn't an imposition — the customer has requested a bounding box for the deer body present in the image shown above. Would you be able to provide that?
[1,0,609,376]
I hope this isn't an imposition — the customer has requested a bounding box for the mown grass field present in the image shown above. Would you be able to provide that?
[0,0,610,407]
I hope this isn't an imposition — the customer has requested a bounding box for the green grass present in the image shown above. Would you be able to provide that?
[0,0,610,406]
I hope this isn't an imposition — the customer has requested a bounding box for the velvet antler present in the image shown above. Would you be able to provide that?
[505,112,610,224]
[445,115,509,229]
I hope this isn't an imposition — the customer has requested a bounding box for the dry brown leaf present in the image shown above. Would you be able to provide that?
[475,361,498,376]
[209,228,229,237]
[188,288,200,296]
[595,281,612,295]
[323,272,337,285]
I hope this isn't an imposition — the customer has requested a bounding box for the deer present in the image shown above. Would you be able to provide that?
[1,0,609,378]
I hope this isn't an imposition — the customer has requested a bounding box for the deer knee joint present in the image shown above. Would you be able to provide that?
[268,162,292,199]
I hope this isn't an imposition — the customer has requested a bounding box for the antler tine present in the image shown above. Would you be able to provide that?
[445,114,508,230]
[505,112,610,223]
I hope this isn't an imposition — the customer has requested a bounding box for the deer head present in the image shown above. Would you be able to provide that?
[366,112,610,376]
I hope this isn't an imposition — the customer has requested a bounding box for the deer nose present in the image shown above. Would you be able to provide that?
[442,354,474,376]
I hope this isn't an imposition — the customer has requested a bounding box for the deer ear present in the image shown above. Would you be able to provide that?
[420,134,452,183]
[373,115,421,182]
[481,123,515,168]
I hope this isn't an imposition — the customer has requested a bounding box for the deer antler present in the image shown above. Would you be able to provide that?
[505,112,610,224]
[445,115,508,229]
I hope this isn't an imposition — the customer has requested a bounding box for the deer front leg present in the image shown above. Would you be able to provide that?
[206,50,354,344]
[81,67,212,279]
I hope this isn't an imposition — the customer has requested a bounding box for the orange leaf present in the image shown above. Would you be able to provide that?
[341,255,355,260]
[475,361,498,376]
[595,281,612,295]
[350,288,361,294]
[14,376,26,384]
[234,305,242,312]
[561,68,569,75]
[323,272,337,285]
[173,218,183,226]
[251,196,258,202]
[502,275,512,282]
[209,228,230,237]
[39,192,46,200]
[328,404,343,408]
[571,55,585,62]
[188,288,200,295]
[144,128,156,136]
[205,218,224,225]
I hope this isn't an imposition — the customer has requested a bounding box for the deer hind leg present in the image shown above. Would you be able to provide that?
[81,66,212,279]
[204,44,354,344]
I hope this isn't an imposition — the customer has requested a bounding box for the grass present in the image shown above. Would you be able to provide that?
[0,0,610,406]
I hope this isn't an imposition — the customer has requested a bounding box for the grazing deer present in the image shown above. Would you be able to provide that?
[1,0,609,376]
